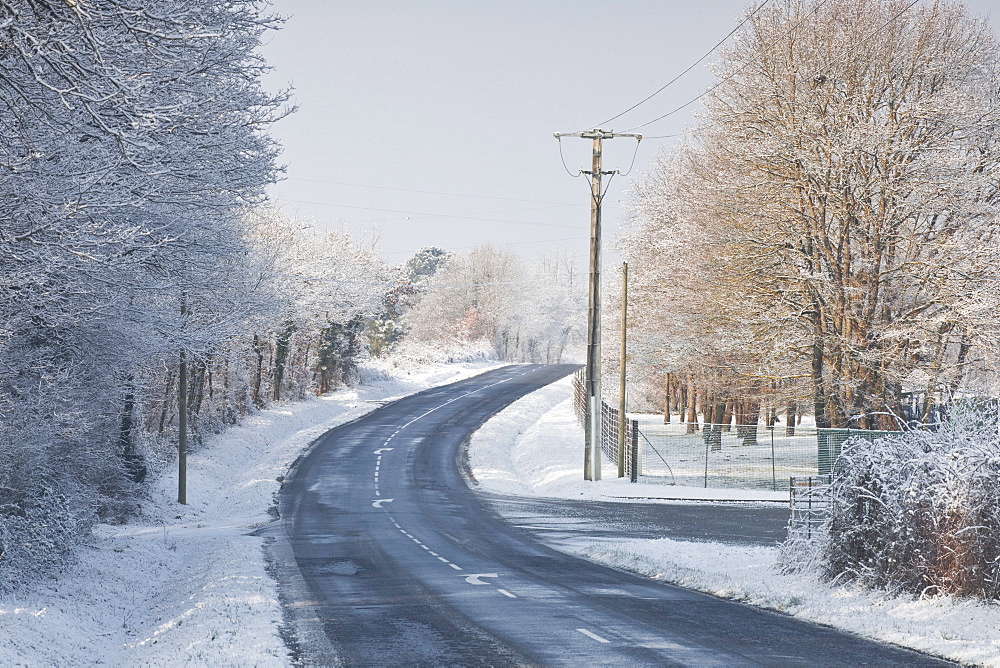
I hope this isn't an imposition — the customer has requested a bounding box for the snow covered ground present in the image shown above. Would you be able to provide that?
[0,360,499,666]
[7,365,997,665]
[467,375,1000,667]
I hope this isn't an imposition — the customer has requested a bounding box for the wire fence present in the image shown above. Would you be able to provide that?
[636,421,899,491]
[572,369,640,480]
[570,371,899,491]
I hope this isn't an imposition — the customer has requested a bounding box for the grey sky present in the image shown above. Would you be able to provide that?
[260,1,1000,265]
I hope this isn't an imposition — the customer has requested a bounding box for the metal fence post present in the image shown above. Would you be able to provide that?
[630,419,639,483]
[703,435,709,488]
[771,427,777,491]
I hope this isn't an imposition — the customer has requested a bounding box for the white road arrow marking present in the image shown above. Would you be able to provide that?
[461,573,498,585]
[374,448,393,454]
[371,498,394,508]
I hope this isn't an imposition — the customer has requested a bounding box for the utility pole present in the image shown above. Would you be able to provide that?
[553,129,641,481]
[618,261,628,479]
[178,293,187,505]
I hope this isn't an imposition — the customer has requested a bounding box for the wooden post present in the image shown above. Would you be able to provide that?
[618,262,627,478]
[178,293,187,505]
[584,131,603,481]
[553,129,641,481]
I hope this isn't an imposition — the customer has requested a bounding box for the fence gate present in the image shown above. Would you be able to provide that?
[789,475,832,539]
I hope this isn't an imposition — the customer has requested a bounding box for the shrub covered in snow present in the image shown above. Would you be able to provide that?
[0,480,96,595]
[817,404,1000,599]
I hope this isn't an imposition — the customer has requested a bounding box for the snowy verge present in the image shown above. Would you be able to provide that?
[467,375,1000,666]
[467,375,786,503]
[0,359,501,666]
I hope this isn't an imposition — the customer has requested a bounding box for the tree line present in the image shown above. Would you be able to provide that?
[0,0,586,590]
[0,0,406,591]
[621,0,1000,430]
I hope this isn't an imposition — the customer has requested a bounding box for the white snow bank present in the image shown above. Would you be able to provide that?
[467,374,1000,666]
[467,376,787,503]
[0,359,500,666]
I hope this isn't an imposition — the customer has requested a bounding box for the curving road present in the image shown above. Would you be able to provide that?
[268,364,949,666]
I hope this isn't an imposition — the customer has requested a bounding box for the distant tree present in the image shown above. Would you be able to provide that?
[405,247,452,283]
[403,245,584,363]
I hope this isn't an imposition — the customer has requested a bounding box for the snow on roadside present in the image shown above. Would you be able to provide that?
[467,375,1000,666]
[0,359,500,666]
[467,375,786,503]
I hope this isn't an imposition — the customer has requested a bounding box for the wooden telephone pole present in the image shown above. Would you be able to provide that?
[553,129,641,481]
[618,261,628,479]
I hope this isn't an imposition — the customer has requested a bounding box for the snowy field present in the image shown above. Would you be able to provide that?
[635,418,822,490]
[0,360,500,665]
[467,376,1000,667]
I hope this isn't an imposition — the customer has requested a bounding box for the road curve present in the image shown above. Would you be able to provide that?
[268,364,949,666]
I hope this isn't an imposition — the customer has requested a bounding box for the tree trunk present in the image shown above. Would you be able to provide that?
[708,399,726,450]
[663,372,671,423]
[158,370,175,433]
[686,376,698,433]
[721,400,734,432]
[252,333,266,409]
[741,399,761,446]
[812,331,830,429]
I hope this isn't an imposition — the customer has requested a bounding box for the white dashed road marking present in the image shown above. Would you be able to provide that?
[577,628,610,644]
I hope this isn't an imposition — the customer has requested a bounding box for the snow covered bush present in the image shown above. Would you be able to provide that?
[0,477,97,595]
[388,338,497,367]
[820,404,1000,600]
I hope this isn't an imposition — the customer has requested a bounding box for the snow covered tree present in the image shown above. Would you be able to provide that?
[405,247,452,284]
[626,0,1000,428]
[402,245,584,363]
[0,0,287,590]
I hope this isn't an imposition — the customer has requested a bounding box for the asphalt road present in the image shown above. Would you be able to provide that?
[482,494,792,548]
[269,364,950,666]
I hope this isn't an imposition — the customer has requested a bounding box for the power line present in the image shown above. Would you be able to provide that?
[592,0,772,129]
[285,178,582,207]
[262,270,551,289]
[624,0,831,132]
[617,139,643,177]
[641,133,683,140]
[276,198,582,230]
[378,234,590,256]
[557,136,584,178]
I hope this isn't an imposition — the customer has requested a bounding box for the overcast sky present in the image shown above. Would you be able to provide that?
[259,1,1000,266]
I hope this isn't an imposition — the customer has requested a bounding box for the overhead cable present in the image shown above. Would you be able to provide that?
[278,199,582,229]
[625,0,831,132]
[286,178,582,207]
[592,0,772,129]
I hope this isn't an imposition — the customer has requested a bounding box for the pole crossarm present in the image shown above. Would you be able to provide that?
[554,128,643,141]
